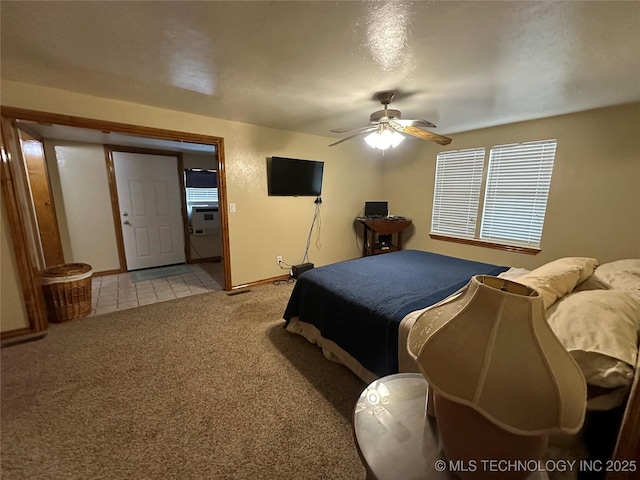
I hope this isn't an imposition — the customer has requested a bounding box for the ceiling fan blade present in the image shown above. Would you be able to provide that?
[329,127,378,146]
[401,125,452,146]
[330,124,378,134]
[395,119,437,128]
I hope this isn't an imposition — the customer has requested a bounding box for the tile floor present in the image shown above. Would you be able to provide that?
[90,264,223,317]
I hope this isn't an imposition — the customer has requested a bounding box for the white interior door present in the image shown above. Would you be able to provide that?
[113,152,185,271]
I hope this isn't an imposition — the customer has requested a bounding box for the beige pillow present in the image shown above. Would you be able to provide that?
[547,290,640,389]
[516,257,599,309]
[572,257,600,284]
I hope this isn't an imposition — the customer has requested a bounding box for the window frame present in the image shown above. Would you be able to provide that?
[431,147,486,240]
[429,139,558,255]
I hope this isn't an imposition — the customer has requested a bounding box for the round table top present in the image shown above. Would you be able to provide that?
[353,373,455,480]
[352,373,549,480]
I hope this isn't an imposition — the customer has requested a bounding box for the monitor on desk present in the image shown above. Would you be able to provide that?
[365,201,388,218]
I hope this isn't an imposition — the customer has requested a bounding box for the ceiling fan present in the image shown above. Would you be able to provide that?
[329,92,452,149]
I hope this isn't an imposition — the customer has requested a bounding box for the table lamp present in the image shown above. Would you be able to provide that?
[408,275,587,480]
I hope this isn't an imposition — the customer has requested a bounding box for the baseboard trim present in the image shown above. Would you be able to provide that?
[189,256,221,264]
[1,329,48,348]
[231,274,291,290]
[93,268,124,277]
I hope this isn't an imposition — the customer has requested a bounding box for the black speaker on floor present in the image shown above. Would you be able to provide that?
[292,263,314,279]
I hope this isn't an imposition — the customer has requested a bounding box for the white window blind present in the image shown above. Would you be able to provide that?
[186,187,218,205]
[480,140,557,247]
[431,147,485,238]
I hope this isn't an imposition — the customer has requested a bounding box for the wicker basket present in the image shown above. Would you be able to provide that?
[41,263,93,323]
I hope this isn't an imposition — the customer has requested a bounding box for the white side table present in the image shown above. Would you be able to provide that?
[353,373,550,480]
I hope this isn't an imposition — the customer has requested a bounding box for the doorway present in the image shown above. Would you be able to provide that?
[1,107,231,291]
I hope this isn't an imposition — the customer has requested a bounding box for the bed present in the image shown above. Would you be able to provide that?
[283,253,640,477]
[283,250,508,382]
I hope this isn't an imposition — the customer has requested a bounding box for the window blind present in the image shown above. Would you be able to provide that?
[480,140,557,247]
[186,187,218,205]
[431,147,485,238]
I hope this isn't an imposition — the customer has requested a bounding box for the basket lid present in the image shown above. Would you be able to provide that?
[42,263,92,278]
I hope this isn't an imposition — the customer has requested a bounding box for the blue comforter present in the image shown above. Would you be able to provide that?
[283,250,507,377]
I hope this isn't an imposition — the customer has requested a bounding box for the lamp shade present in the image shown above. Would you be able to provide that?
[364,127,404,149]
[408,275,587,436]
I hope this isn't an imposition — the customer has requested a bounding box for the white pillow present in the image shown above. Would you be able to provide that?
[573,275,611,293]
[594,259,640,285]
[591,259,640,302]
[546,290,640,389]
[497,267,531,281]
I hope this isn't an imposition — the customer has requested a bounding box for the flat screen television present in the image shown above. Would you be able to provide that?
[267,156,324,196]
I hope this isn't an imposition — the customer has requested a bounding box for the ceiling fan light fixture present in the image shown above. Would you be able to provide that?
[365,126,404,150]
[329,91,450,148]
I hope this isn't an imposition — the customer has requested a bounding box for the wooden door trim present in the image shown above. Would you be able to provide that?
[17,126,65,267]
[1,117,48,337]
[104,145,187,273]
[0,106,231,291]
[103,148,128,273]
[10,123,46,271]
[14,121,44,141]
[1,107,222,144]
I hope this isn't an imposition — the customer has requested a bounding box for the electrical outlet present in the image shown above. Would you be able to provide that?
[277,255,283,265]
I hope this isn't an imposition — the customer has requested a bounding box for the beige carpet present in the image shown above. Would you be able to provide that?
[1,283,367,479]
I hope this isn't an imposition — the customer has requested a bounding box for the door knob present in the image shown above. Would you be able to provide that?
[122,212,129,216]
[123,220,131,225]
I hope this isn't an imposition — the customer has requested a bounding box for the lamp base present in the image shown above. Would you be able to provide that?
[434,392,548,480]
[426,385,436,417]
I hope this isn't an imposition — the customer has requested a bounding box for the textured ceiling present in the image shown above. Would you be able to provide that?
[2,1,639,143]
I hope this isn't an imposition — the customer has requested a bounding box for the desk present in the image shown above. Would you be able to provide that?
[358,218,412,257]
[353,374,549,480]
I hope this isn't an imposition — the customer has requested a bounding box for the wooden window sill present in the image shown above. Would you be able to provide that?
[429,234,541,255]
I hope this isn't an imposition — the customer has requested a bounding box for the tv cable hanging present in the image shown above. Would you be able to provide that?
[292,196,322,279]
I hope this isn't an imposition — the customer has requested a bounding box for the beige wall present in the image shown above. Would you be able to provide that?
[12,82,634,290]
[2,80,382,286]
[221,126,383,281]
[382,102,640,269]
[3,82,637,332]
[1,199,29,332]
[42,140,121,272]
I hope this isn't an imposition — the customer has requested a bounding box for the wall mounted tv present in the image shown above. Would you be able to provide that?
[267,156,324,196]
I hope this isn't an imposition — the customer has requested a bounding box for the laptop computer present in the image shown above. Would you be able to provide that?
[364,201,388,218]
